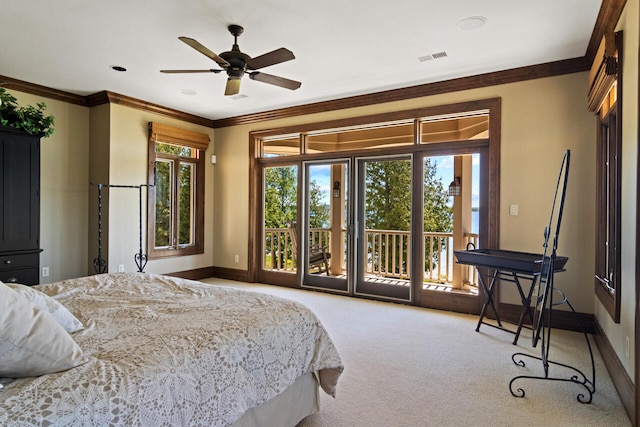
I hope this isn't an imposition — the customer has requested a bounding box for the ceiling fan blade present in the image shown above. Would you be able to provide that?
[160,69,223,73]
[178,36,230,68]
[247,48,295,70]
[225,78,242,96]
[249,72,301,90]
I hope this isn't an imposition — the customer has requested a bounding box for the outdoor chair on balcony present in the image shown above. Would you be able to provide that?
[288,223,332,275]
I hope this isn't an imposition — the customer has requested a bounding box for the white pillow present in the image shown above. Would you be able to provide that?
[6,283,84,333]
[0,283,86,378]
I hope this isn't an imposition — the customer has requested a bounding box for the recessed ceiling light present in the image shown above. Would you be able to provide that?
[110,65,127,72]
[181,89,197,96]
[457,16,487,31]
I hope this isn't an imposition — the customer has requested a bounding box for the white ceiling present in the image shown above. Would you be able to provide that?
[0,0,602,121]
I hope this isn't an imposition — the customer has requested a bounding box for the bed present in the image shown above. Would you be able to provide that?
[0,273,343,426]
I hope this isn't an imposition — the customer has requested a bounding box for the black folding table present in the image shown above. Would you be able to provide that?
[454,248,568,345]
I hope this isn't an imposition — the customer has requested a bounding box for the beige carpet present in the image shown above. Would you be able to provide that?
[201,278,631,426]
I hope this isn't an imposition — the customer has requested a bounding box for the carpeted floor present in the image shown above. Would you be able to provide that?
[201,278,632,426]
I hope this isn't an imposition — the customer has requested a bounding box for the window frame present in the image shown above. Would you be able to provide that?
[592,31,622,322]
[147,123,207,259]
[595,103,622,322]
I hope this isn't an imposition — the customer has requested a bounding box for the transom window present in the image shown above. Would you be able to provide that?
[257,112,489,158]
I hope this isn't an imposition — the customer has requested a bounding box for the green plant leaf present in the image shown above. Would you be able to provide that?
[0,88,55,137]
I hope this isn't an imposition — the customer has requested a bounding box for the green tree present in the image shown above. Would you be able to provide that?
[365,159,412,231]
[264,166,298,268]
[264,166,329,229]
[422,158,453,233]
[422,159,454,275]
[364,158,452,274]
[364,158,452,232]
[308,180,329,229]
[264,166,331,267]
[155,161,171,246]
[264,166,297,229]
[178,163,193,244]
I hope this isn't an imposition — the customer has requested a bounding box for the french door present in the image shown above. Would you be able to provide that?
[260,149,486,313]
[302,160,351,293]
[354,155,413,302]
[300,155,414,302]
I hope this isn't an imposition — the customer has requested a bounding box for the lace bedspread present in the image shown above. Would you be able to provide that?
[0,273,343,426]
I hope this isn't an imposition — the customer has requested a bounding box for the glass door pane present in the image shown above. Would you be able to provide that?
[263,165,298,273]
[421,153,481,300]
[355,156,412,301]
[302,161,350,292]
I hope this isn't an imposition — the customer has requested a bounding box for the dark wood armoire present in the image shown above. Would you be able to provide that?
[0,126,41,285]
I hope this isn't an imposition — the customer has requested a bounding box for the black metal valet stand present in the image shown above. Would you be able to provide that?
[509,150,596,403]
[91,183,153,274]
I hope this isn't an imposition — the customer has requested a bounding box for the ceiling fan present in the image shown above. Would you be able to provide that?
[161,24,301,96]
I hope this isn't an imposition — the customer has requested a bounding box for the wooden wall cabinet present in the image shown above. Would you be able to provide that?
[0,126,41,285]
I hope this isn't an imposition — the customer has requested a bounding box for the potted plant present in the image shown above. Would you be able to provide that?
[0,87,55,137]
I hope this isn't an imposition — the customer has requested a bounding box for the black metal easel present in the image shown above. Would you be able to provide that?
[509,150,596,403]
[91,182,152,274]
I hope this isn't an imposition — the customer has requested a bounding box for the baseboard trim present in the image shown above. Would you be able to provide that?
[165,266,215,281]
[499,302,596,334]
[593,319,635,422]
[209,266,250,282]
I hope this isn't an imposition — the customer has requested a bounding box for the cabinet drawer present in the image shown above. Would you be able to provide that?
[0,253,39,271]
[0,267,39,285]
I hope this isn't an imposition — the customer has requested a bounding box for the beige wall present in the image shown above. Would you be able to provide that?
[595,0,638,380]
[103,104,215,275]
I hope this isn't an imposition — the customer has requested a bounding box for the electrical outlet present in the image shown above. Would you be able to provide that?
[118,264,125,272]
[42,267,49,277]
[234,255,240,263]
[509,204,519,216]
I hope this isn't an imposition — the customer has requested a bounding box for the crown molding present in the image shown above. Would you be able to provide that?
[211,56,590,128]
[586,0,626,63]
[85,91,215,128]
[0,74,87,106]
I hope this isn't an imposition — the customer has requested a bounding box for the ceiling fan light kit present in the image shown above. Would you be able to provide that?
[161,24,301,96]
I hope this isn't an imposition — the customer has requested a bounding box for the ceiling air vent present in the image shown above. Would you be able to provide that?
[418,52,448,62]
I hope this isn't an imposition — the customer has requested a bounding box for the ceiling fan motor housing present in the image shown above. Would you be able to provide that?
[220,49,251,78]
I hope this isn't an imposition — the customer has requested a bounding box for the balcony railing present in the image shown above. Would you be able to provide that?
[264,227,479,285]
